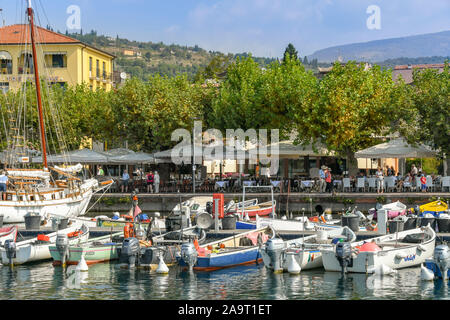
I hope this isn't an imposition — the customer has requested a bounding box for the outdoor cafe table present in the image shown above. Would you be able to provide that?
[270,180,281,188]
[215,181,229,190]
[333,180,342,190]
[301,180,315,192]
[243,181,256,187]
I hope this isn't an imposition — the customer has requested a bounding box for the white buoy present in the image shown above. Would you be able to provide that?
[244,211,250,222]
[421,264,435,281]
[281,215,287,220]
[76,252,88,272]
[156,254,169,275]
[287,253,301,275]
[374,264,397,276]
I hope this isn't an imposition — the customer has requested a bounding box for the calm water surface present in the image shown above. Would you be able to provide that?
[0,262,449,300]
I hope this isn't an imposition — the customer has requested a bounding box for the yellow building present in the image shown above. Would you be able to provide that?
[0,24,115,93]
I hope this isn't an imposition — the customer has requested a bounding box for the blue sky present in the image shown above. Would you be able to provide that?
[0,0,449,58]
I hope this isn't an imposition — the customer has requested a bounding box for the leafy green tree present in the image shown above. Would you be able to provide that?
[291,61,397,173]
[412,63,449,156]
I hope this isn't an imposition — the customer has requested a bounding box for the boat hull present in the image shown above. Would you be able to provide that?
[178,246,263,272]
[321,227,435,273]
[0,180,97,223]
[51,244,120,266]
[0,225,89,265]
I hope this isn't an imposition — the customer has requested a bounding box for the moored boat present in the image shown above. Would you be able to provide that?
[320,225,436,274]
[260,226,356,273]
[0,223,89,266]
[50,231,124,266]
[178,226,275,272]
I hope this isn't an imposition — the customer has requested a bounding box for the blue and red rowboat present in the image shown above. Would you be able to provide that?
[178,226,275,272]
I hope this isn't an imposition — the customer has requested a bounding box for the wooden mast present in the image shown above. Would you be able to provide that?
[26,0,48,168]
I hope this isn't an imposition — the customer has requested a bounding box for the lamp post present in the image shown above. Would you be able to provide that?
[192,117,201,193]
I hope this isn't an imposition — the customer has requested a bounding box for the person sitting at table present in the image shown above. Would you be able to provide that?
[121,170,130,193]
[398,173,411,191]
[146,171,154,193]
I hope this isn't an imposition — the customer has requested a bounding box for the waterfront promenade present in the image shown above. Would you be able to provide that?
[89,191,449,214]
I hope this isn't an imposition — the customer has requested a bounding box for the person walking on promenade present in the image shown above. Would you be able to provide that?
[146,171,154,193]
[121,170,130,193]
[319,165,326,193]
[0,171,8,201]
[154,171,160,194]
[420,173,427,193]
[410,164,418,178]
[325,167,332,193]
[376,167,384,194]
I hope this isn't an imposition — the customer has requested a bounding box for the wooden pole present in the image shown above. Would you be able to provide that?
[27,3,47,168]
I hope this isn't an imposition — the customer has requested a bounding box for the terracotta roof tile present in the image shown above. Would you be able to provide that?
[0,24,80,44]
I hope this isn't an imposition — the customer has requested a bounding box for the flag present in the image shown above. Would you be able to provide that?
[133,205,142,219]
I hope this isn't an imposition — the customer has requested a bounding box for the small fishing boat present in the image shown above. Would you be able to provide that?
[260,226,356,273]
[0,223,89,266]
[234,201,276,218]
[0,225,18,246]
[320,225,436,274]
[369,201,407,219]
[50,231,124,266]
[424,244,450,279]
[236,215,314,231]
[178,226,275,272]
[414,200,449,218]
[117,225,206,270]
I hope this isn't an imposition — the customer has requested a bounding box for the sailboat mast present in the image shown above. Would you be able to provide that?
[26,0,48,168]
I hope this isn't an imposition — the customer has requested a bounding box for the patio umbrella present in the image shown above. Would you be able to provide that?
[354,138,437,159]
[109,152,155,165]
[32,148,110,164]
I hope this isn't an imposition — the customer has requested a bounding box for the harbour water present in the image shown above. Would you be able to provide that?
[1,261,449,301]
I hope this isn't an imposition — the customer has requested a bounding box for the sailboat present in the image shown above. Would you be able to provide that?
[0,0,113,223]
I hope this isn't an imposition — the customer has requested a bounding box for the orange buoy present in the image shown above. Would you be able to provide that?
[359,242,381,252]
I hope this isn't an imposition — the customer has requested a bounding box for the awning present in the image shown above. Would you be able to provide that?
[109,152,154,165]
[355,138,437,159]
[0,51,12,60]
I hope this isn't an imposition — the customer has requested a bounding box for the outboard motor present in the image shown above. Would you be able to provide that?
[434,245,450,280]
[56,233,69,268]
[335,242,353,274]
[120,237,140,268]
[4,240,16,267]
[180,242,198,271]
[264,238,285,273]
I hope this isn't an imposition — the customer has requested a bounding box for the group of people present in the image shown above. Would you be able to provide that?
[97,167,161,193]
[318,165,333,193]
[373,163,429,193]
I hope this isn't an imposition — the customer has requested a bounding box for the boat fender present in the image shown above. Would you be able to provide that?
[68,230,81,238]
[37,234,50,242]
[124,223,135,239]
[287,253,301,275]
[421,264,434,281]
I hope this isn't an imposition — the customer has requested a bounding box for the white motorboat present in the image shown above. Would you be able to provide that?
[260,226,356,273]
[0,223,89,266]
[320,225,436,274]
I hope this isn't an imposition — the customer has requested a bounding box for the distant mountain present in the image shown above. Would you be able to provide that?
[308,31,450,63]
